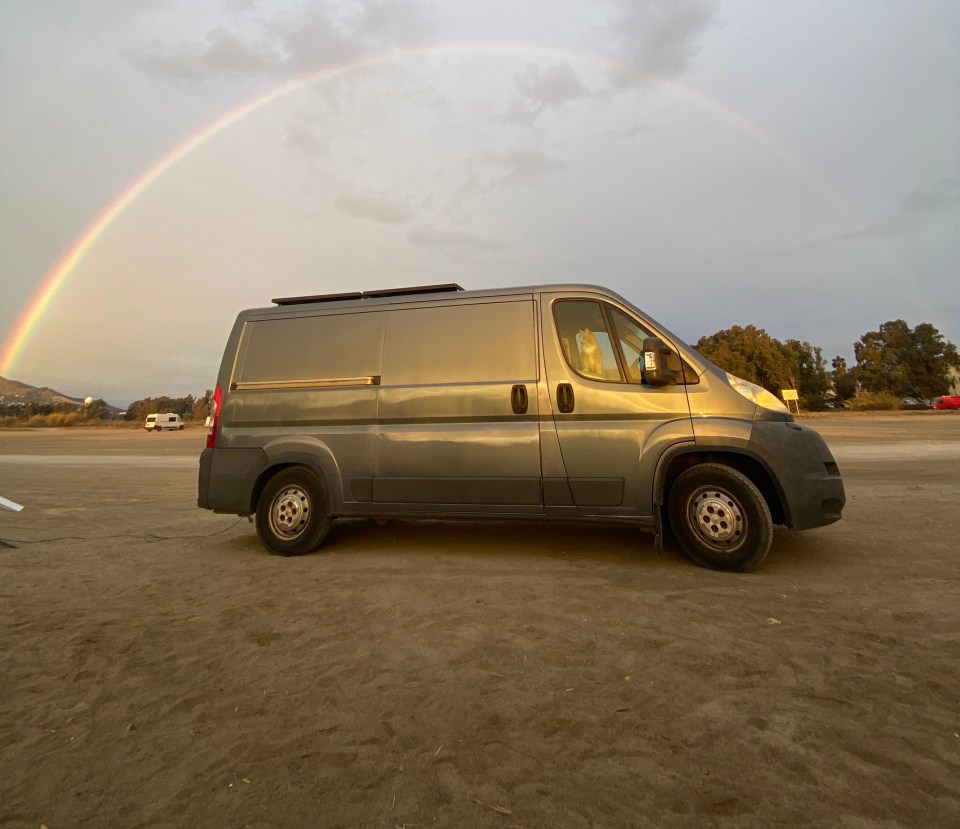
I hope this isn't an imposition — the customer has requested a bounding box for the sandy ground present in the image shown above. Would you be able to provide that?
[1,414,958,828]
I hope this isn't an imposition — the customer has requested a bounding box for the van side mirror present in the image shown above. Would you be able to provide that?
[642,337,677,386]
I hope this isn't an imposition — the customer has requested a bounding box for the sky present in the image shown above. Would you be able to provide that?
[1,0,957,406]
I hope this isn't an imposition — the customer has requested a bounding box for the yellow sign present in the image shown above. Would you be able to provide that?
[781,389,799,401]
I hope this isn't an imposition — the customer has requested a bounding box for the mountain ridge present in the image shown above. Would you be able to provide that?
[0,375,94,407]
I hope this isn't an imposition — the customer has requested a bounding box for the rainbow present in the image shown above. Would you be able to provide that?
[0,43,860,376]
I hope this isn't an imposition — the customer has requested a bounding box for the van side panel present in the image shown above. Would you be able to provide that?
[215,309,386,510]
[375,299,543,511]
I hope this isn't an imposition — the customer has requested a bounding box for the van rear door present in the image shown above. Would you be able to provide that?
[540,292,694,518]
[374,298,543,513]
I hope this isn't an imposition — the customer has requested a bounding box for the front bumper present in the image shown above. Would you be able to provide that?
[749,421,845,530]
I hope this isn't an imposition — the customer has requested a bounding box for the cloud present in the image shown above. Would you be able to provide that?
[130,0,433,81]
[406,226,507,250]
[850,178,959,237]
[498,3,719,129]
[790,177,960,251]
[477,147,567,187]
[600,122,656,140]
[353,0,433,45]
[129,25,281,80]
[600,0,719,88]
[502,62,592,126]
[899,179,960,217]
[334,187,413,223]
[285,119,329,159]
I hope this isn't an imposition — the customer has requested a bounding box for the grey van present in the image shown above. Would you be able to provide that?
[198,284,844,571]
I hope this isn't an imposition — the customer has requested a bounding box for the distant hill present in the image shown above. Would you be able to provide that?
[0,376,118,411]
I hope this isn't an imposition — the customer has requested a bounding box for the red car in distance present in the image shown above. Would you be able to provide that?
[930,395,960,410]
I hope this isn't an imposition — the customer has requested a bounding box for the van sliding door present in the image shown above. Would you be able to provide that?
[374,299,543,513]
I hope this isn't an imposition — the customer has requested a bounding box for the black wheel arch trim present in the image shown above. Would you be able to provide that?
[250,440,342,515]
[654,442,791,527]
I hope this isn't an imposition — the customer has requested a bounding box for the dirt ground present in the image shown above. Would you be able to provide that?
[1,414,958,828]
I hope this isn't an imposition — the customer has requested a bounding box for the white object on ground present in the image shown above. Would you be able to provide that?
[0,495,24,512]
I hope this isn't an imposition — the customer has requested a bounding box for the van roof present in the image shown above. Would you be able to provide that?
[247,283,620,315]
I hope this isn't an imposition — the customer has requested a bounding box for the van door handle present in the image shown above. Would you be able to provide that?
[557,383,575,413]
[511,384,528,415]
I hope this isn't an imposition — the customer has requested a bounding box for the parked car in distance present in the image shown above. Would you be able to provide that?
[145,412,184,431]
[930,395,960,410]
[900,397,929,410]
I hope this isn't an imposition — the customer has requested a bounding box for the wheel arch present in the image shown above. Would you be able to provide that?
[656,446,787,526]
[248,437,342,515]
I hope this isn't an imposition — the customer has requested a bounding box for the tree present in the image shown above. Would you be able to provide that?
[782,339,830,407]
[125,394,202,422]
[695,325,796,393]
[81,398,110,420]
[192,389,213,422]
[853,320,959,399]
[830,355,857,402]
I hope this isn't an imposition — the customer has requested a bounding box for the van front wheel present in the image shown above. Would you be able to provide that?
[256,466,332,557]
[668,464,772,572]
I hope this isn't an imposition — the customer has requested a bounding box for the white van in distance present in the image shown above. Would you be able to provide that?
[145,413,183,432]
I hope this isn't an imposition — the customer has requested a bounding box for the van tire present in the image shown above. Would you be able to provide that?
[667,463,772,572]
[255,466,332,557]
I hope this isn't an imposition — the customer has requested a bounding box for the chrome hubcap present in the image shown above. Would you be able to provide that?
[270,486,310,538]
[691,488,745,550]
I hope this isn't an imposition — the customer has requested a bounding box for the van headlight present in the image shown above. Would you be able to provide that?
[725,373,790,413]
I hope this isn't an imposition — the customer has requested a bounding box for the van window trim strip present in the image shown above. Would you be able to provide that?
[231,376,381,390]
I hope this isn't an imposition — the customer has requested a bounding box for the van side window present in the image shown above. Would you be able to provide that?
[609,307,700,385]
[553,301,624,382]
[555,301,700,386]
[608,307,655,383]
[234,312,385,387]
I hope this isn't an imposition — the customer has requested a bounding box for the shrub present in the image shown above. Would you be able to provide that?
[848,392,900,411]
[801,394,829,412]
[22,412,84,427]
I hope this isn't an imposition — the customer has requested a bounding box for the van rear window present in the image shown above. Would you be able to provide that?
[382,301,537,385]
[233,311,385,387]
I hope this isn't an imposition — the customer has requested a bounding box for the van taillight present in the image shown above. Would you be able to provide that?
[206,384,222,449]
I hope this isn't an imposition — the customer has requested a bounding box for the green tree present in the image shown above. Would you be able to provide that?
[782,339,830,408]
[191,389,213,422]
[695,325,796,394]
[126,392,212,423]
[830,355,857,402]
[853,320,959,399]
[81,398,109,420]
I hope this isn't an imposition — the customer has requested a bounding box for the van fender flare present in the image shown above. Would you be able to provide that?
[652,438,789,527]
[255,437,345,512]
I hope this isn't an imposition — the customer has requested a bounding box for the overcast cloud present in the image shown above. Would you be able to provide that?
[0,0,957,404]
[129,0,435,80]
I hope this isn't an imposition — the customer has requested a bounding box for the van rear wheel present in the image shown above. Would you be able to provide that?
[256,466,332,557]
[668,463,772,572]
